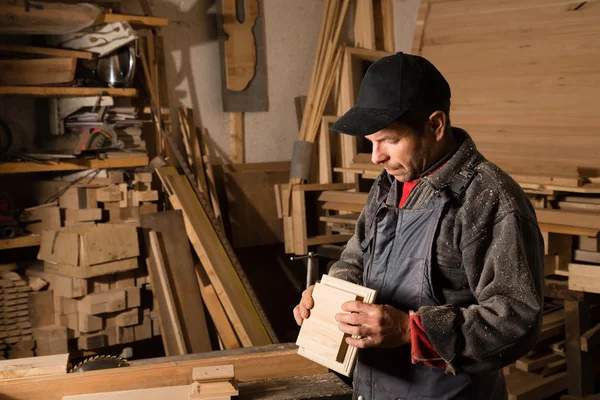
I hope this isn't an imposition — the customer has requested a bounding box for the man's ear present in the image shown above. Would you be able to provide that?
[428,110,447,142]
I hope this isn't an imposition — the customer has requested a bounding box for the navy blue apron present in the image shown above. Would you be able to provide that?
[353,169,508,400]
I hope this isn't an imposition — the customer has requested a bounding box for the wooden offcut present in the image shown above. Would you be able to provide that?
[0,353,68,380]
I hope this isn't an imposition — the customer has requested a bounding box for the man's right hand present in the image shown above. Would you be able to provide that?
[293,285,315,326]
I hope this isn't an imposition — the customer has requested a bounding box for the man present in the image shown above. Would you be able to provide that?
[293,53,544,399]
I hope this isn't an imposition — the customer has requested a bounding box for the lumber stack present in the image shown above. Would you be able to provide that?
[0,272,33,360]
[29,221,156,353]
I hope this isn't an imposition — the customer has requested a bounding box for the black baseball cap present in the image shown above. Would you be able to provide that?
[330,52,451,136]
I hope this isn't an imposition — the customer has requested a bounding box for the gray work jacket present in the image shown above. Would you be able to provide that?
[329,128,544,375]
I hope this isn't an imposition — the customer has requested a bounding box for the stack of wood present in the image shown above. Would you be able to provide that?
[28,221,154,353]
[0,272,33,359]
[504,303,568,399]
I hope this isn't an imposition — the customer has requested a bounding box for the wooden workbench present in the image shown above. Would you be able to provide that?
[0,343,352,399]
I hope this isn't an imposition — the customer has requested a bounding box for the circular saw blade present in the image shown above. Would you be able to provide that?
[69,355,130,373]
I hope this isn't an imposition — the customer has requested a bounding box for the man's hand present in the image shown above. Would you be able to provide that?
[293,285,315,326]
[336,301,410,348]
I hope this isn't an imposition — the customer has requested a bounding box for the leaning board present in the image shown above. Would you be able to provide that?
[296,275,376,377]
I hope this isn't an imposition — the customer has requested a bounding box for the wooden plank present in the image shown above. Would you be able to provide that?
[581,322,600,352]
[0,235,40,250]
[321,202,365,213]
[354,0,376,50]
[0,344,325,400]
[230,112,245,164]
[292,189,308,255]
[78,289,126,315]
[0,44,94,59]
[573,249,600,264]
[64,208,102,222]
[0,156,148,174]
[0,353,68,380]
[536,209,600,231]
[0,58,76,86]
[291,182,356,192]
[539,223,599,237]
[318,191,368,204]
[306,234,353,246]
[568,263,600,294]
[0,87,137,97]
[200,127,224,231]
[156,169,271,347]
[148,231,188,355]
[515,352,562,372]
[140,211,212,354]
[28,290,54,328]
[195,265,241,349]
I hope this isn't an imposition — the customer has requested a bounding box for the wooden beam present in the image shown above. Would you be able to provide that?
[0,156,148,174]
[0,344,326,400]
[581,322,600,352]
[0,235,40,250]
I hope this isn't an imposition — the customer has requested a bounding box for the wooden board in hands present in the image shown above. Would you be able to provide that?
[296,274,376,377]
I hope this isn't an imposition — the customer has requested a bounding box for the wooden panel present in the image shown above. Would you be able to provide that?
[140,211,212,354]
[0,57,76,86]
[225,167,288,248]
[417,0,600,176]
[147,231,187,355]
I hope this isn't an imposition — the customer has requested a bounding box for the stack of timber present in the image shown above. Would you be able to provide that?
[30,222,154,353]
[0,271,33,360]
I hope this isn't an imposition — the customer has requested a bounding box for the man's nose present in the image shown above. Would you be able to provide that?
[371,143,388,164]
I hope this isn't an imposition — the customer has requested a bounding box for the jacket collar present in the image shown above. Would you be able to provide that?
[377,127,479,205]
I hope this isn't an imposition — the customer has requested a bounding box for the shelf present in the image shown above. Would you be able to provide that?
[0,156,149,174]
[0,235,40,250]
[0,87,138,97]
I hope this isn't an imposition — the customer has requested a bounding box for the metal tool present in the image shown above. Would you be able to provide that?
[291,252,320,290]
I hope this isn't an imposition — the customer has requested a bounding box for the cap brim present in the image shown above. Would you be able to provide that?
[329,106,405,136]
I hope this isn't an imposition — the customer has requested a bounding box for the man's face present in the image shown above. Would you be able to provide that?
[366,121,432,182]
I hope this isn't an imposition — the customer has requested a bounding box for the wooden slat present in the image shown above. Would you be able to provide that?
[318,191,368,204]
[156,169,271,347]
[140,211,212,354]
[147,231,187,355]
[321,202,365,213]
[0,344,326,400]
[536,209,600,231]
[0,157,148,174]
[306,234,353,246]
[0,87,137,97]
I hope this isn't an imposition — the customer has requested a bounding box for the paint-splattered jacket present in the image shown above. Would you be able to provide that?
[329,128,544,375]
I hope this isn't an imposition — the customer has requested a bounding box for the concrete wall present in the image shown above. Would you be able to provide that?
[124,0,420,164]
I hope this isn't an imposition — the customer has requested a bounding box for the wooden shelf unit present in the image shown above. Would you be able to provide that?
[0,156,149,174]
[0,235,41,250]
[0,87,138,97]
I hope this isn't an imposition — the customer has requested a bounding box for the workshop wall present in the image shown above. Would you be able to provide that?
[121,0,419,164]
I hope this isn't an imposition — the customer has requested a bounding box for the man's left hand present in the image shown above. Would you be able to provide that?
[336,301,410,349]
